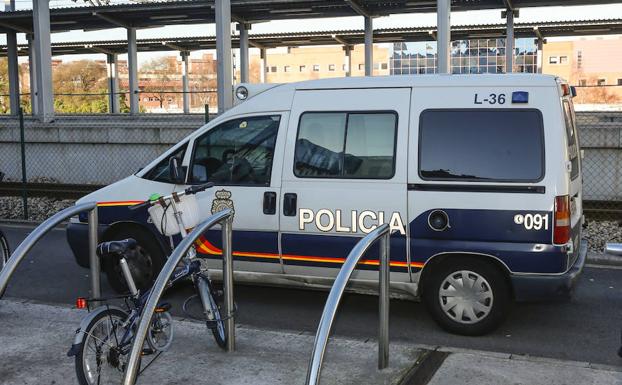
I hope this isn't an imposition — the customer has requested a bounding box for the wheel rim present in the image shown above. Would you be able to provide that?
[0,234,9,270]
[82,314,127,384]
[438,270,493,325]
[148,312,174,352]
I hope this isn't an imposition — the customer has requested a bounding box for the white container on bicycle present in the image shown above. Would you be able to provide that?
[148,194,200,236]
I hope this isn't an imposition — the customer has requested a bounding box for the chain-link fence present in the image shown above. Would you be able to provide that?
[1,109,622,221]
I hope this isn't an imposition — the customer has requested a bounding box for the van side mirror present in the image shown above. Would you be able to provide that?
[169,157,186,184]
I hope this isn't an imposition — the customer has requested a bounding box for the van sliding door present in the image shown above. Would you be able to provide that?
[279,88,411,283]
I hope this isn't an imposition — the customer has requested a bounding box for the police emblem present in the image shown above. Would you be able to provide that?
[211,189,235,218]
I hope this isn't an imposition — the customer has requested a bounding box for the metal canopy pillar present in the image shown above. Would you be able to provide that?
[181,51,190,113]
[27,34,38,115]
[364,16,373,76]
[436,0,451,74]
[5,0,20,115]
[343,45,352,77]
[127,27,139,114]
[237,23,250,83]
[534,27,545,74]
[106,54,120,113]
[215,0,233,113]
[503,4,517,73]
[259,48,267,83]
[32,0,54,122]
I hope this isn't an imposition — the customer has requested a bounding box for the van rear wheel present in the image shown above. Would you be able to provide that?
[422,258,511,336]
[102,228,165,294]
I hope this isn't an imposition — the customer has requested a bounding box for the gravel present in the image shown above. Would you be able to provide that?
[0,195,619,253]
[584,220,622,253]
[0,196,76,222]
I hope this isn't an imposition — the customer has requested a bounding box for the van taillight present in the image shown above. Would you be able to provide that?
[554,195,571,244]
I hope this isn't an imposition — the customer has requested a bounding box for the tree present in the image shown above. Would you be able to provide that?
[140,57,179,109]
[53,60,108,113]
[0,58,9,114]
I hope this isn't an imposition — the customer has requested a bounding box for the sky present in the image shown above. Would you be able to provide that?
[2,2,622,64]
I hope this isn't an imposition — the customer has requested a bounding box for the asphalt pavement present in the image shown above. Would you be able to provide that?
[2,224,622,368]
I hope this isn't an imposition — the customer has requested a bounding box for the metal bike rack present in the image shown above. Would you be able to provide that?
[605,243,622,256]
[306,223,391,385]
[123,208,234,385]
[0,201,100,301]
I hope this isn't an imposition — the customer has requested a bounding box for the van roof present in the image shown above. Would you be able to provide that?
[288,73,561,91]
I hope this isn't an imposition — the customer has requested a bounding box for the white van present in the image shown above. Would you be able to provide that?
[67,74,586,335]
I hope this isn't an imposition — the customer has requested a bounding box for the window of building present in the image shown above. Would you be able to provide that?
[284,66,291,73]
[312,64,320,71]
[294,112,397,179]
[579,79,587,86]
[381,63,388,70]
[270,66,277,73]
[549,56,558,64]
[328,64,335,71]
[342,64,347,71]
[358,64,365,70]
[190,115,281,185]
[597,79,606,86]
[419,109,544,182]
[618,79,622,86]
[299,65,306,72]
[559,56,568,64]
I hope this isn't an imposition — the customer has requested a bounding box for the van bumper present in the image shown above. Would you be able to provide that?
[66,222,108,269]
[510,239,587,302]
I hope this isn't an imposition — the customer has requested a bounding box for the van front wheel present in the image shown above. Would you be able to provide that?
[422,258,511,336]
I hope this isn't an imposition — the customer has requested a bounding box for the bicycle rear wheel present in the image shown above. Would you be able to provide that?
[75,308,130,385]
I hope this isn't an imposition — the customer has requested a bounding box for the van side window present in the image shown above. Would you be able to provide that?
[295,112,397,179]
[563,100,580,180]
[142,143,187,183]
[190,115,280,186]
[419,109,544,182]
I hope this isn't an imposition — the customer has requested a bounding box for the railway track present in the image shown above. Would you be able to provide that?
[0,182,103,199]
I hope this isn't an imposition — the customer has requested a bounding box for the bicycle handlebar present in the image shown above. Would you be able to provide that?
[129,182,215,211]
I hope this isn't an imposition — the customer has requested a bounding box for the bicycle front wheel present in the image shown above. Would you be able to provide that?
[75,308,130,385]
[0,229,10,270]
[197,276,227,349]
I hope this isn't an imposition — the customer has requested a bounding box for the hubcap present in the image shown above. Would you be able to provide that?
[438,270,493,325]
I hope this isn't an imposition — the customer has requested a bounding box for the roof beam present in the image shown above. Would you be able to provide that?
[331,34,349,46]
[503,0,515,10]
[0,21,31,34]
[92,12,131,29]
[87,45,116,55]
[345,0,370,18]
[250,41,266,49]
[533,26,544,40]
[162,41,189,52]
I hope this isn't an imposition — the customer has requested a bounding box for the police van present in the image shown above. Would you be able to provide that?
[67,74,586,335]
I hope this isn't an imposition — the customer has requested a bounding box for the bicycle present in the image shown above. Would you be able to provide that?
[0,228,10,270]
[68,182,229,385]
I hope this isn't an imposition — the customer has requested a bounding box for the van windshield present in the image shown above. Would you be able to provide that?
[419,109,544,182]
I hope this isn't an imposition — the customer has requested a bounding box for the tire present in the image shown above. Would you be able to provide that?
[422,257,511,336]
[197,276,227,349]
[75,308,130,385]
[0,229,9,270]
[102,228,166,294]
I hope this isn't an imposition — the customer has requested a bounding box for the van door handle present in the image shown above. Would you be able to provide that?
[263,191,277,215]
[283,193,297,217]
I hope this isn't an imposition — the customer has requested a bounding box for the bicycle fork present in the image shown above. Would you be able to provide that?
[195,275,216,323]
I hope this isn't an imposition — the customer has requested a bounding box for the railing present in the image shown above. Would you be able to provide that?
[122,208,234,385]
[0,202,100,301]
[306,224,391,385]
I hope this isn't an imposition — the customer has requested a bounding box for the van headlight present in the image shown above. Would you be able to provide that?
[235,86,248,101]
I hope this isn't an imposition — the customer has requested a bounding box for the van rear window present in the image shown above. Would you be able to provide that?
[419,109,544,182]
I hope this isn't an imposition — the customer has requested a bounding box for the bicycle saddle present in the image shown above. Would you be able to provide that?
[96,238,137,258]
